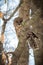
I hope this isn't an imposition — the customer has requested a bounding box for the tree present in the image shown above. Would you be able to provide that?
[13,9,40,65]
[13,0,43,65]
[0,0,43,65]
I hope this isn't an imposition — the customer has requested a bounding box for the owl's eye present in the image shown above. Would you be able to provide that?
[17,19,23,25]
[14,17,23,25]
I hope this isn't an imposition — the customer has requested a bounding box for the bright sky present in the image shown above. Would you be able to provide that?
[0,0,20,52]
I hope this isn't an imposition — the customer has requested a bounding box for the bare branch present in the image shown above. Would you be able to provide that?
[1,0,23,36]
[1,20,7,35]
[3,0,23,21]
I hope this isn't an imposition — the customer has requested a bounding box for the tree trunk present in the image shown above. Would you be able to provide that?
[13,0,43,65]
[0,41,3,65]
[19,0,43,65]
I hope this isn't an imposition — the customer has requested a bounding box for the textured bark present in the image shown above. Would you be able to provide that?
[13,19,29,65]
[19,0,43,65]
[13,11,43,65]
[29,16,43,65]
[19,0,30,21]
[13,8,40,65]
[0,41,4,65]
[19,0,37,21]
[31,0,43,65]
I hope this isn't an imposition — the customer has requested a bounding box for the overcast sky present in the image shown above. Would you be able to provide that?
[0,0,20,52]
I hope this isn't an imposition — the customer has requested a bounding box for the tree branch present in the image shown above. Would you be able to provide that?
[3,0,23,21]
[1,0,23,37]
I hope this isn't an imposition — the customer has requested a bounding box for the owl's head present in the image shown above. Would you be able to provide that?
[13,17,23,35]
